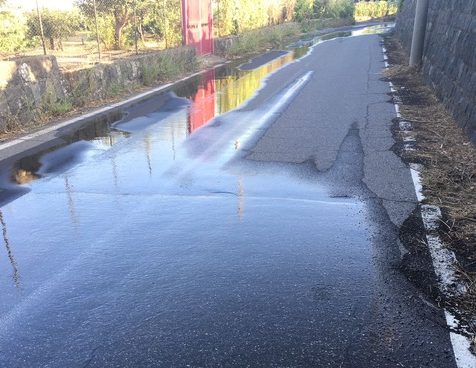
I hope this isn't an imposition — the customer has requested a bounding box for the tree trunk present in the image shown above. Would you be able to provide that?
[113,6,129,50]
[114,23,123,50]
[139,22,146,46]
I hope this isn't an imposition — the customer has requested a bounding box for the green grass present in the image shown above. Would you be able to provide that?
[45,100,73,116]
[142,49,198,86]
[141,62,160,86]
[354,1,399,21]
[224,23,301,58]
[222,18,354,58]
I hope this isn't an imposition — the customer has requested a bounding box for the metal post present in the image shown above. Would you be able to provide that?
[93,0,101,61]
[35,0,47,55]
[409,0,429,67]
[133,2,138,55]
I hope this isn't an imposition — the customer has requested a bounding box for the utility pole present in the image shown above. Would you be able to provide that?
[35,0,47,56]
[409,0,429,67]
[93,0,101,61]
[133,2,138,55]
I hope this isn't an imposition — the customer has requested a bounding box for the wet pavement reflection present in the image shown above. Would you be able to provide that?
[0,24,400,367]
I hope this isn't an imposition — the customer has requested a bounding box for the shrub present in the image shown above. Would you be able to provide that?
[314,0,355,19]
[0,11,27,53]
[354,1,399,20]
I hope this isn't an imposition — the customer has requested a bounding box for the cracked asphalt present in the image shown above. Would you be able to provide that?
[0,30,458,367]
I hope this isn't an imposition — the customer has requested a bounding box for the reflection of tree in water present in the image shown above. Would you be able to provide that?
[11,111,127,187]
[0,210,20,288]
[173,74,201,99]
[237,176,245,222]
[64,176,78,225]
[144,133,153,177]
[215,53,295,114]
[14,169,40,185]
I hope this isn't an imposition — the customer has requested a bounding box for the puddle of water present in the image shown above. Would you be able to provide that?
[1,22,394,196]
[290,22,394,48]
[0,47,308,197]
[0,23,401,366]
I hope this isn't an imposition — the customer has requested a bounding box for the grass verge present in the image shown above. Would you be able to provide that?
[384,35,476,350]
[218,18,354,59]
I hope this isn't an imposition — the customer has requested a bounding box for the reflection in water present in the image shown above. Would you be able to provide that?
[111,155,119,191]
[175,48,306,137]
[10,113,128,186]
[320,31,352,41]
[15,169,39,185]
[4,47,306,197]
[64,176,78,225]
[1,24,394,208]
[144,133,153,177]
[237,176,245,221]
[189,70,216,133]
[0,210,20,288]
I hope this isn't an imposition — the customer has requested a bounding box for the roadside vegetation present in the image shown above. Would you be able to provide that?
[0,0,399,139]
[0,0,379,62]
[220,17,353,58]
[354,0,400,22]
[384,36,476,350]
[0,0,401,64]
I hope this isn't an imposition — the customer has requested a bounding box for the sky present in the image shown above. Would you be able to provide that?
[9,0,75,11]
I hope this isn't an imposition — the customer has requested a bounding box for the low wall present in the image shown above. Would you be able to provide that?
[0,56,66,128]
[0,46,197,131]
[395,0,476,141]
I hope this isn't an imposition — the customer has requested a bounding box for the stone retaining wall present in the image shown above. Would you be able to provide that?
[395,0,476,141]
[0,46,197,131]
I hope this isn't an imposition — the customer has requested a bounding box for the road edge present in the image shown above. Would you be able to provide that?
[382,45,476,368]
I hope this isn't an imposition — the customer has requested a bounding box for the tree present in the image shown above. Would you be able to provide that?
[314,0,354,19]
[27,9,80,51]
[77,0,131,50]
[0,11,27,53]
[142,0,182,49]
[294,0,314,21]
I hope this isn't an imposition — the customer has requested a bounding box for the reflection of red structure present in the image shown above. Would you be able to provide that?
[189,70,216,133]
[181,0,214,55]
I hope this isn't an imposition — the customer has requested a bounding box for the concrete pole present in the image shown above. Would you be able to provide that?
[409,0,430,67]
[93,0,101,61]
[35,0,47,56]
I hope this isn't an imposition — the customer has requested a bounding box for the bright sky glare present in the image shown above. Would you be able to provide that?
[12,0,75,11]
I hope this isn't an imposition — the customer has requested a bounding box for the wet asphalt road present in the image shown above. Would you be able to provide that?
[0,26,458,367]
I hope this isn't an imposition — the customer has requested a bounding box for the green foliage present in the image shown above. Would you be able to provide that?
[40,91,73,116]
[354,1,399,20]
[77,0,131,49]
[27,9,81,50]
[214,0,292,37]
[86,13,115,49]
[77,0,182,50]
[141,62,160,86]
[0,11,27,53]
[225,23,301,58]
[44,99,73,116]
[294,0,314,22]
[141,50,198,86]
[142,0,182,48]
[106,82,125,97]
[314,0,355,19]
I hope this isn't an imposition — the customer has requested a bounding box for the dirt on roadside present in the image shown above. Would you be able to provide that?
[383,35,476,349]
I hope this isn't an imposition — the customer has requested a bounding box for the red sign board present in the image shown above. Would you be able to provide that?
[181,0,214,55]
